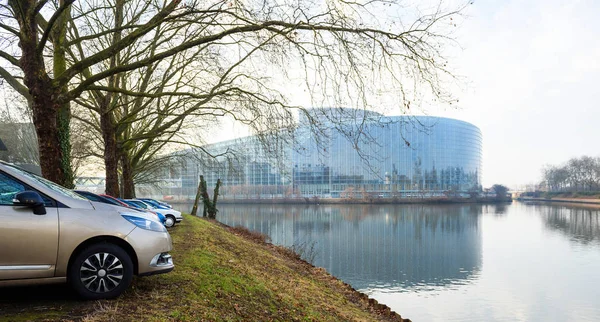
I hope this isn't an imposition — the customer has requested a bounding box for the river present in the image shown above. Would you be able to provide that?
[176,201,600,321]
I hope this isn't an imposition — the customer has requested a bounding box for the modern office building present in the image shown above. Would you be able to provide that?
[169,110,483,199]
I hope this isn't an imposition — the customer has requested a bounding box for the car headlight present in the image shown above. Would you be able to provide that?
[121,214,166,232]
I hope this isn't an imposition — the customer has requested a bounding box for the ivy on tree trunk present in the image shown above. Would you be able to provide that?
[193,175,221,219]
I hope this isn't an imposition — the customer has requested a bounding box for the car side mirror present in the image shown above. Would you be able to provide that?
[13,191,47,215]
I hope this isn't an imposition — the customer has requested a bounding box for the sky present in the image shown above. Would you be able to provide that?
[412,0,600,188]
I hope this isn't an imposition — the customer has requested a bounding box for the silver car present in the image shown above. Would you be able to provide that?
[127,199,183,228]
[0,161,174,299]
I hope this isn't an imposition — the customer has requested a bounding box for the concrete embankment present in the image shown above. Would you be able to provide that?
[516,197,600,206]
[171,197,512,205]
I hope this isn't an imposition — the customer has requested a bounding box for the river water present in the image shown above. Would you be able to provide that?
[178,201,600,321]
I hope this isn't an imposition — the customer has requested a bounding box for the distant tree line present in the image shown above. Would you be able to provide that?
[542,156,600,192]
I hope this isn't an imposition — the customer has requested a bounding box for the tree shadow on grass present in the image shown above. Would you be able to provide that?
[0,284,90,320]
[0,284,78,302]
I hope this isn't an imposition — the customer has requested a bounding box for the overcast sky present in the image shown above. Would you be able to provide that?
[428,0,600,188]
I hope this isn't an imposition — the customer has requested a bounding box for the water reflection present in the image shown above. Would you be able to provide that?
[175,202,600,321]
[482,203,508,215]
[523,202,600,245]
[215,204,483,291]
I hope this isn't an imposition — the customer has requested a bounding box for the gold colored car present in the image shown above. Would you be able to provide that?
[0,161,174,299]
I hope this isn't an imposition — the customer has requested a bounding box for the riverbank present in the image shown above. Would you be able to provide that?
[516,196,600,206]
[0,214,407,321]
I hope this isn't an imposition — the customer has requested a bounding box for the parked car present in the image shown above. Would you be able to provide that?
[0,161,174,299]
[138,198,172,209]
[119,199,156,215]
[75,191,166,224]
[123,199,183,228]
[75,190,126,207]
[120,199,151,210]
[143,200,183,227]
[99,194,130,207]
[116,198,167,225]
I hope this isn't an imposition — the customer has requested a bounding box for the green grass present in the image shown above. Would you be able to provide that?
[0,215,406,321]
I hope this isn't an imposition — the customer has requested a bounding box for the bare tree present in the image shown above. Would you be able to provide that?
[542,156,600,192]
[1,0,466,189]
[71,0,218,196]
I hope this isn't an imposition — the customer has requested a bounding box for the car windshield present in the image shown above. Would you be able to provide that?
[128,200,148,209]
[6,163,87,201]
[101,197,123,206]
[142,199,159,207]
[77,191,102,202]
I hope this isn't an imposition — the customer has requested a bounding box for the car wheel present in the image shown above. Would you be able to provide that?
[164,215,176,228]
[68,243,133,300]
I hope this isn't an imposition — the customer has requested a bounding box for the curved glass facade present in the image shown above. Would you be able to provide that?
[174,114,482,198]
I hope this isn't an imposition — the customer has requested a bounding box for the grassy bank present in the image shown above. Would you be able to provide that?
[0,215,407,321]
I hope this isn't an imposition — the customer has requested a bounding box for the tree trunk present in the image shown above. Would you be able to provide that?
[56,104,74,188]
[190,176,203,217]
[14,0,73,187]
[102,0,124,197]
[53,2,74,188]
[210,179,221,219]
[31,95,66,185]
[101,112,120,196]
[200,176,208,217]
[199,175,221,219]
[121,154,136,198]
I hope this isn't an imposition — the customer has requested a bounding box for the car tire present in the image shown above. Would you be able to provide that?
[68,243,133,300]
[164,215,176,228]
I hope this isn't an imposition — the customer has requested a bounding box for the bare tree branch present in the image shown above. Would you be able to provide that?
[57,0,181,85]
[0,50,19,67]
[0,66,30,98]
[36,0,75,56]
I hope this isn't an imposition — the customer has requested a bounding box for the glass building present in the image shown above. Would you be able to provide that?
[171,111,482,199]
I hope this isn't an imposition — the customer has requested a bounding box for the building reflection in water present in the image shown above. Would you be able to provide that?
[523,202,600,245]
[217,204,483,291]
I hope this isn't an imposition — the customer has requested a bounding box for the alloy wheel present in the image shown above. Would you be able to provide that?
[165,216,175,227]
[79,252,124,293]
